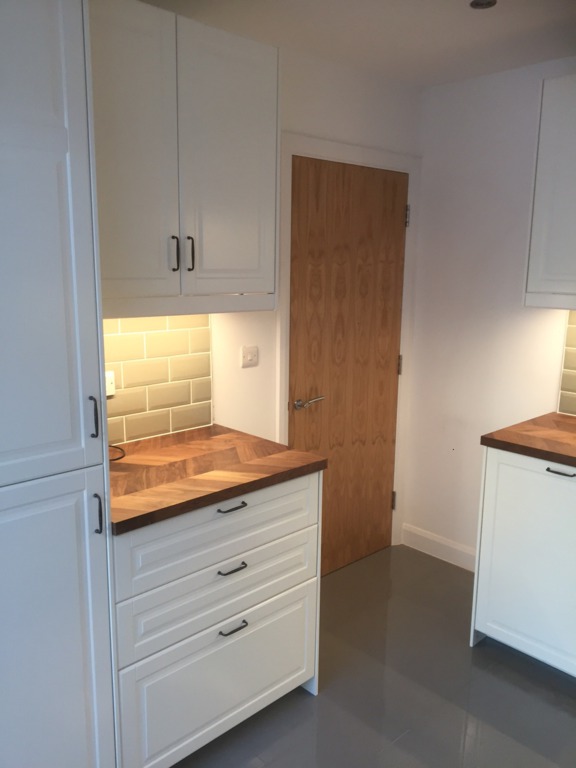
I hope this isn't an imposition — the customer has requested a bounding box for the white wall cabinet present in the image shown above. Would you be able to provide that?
[0,0,104,487]
[525,72,576,309]
[90,0,278,318]
[0,2,115,765]
[112,473,322,768]
[471,448,576,678]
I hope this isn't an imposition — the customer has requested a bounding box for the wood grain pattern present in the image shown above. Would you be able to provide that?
[481,412,576,467]
[289,156,408,575]
[109,426,327,534]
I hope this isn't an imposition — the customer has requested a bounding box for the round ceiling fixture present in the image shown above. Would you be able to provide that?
[470,0,497,7]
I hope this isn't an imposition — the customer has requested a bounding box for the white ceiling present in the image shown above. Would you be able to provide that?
[151,0,576,87]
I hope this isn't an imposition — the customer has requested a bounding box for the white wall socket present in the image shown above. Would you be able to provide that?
[105,370,116,397]
[241,345,259,368]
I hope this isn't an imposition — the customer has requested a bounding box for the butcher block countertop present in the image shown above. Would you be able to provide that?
[481,412,576,468]
[108,425,327,535]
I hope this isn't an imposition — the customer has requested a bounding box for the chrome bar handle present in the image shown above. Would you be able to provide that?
[293,395,325,411]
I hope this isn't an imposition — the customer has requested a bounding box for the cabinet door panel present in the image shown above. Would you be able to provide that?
[0,467,114,768]
[178,18,278,296]
[475,450,576,676]
[526,72,576,306]
[0,0,102,486]
[118,581,316,768]
[91,0,180,299]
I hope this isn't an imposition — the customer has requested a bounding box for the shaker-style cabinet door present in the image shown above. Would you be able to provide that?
[177,17,278,298]
[0,467,114,768]
[0,0,103,486]
[90,0,180,300]
[526,72,576,308]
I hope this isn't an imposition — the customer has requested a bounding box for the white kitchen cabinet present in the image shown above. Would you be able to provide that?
[0,468,114,768]
[90,0,278,318]
[112,473,322,768]
[525,72,576,309]
[0,3,115,766]
[471,448,576,677]
[0,0,104,486]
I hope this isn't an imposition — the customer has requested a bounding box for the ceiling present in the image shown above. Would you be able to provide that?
[150,0,576,87]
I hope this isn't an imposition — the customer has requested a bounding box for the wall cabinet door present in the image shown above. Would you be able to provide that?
[525,72,576,309]
[472,449,576,677]
[91,0,278,318]
[177,17,278,298]
[0,467,114,768]
[90,0,181,301]
[0,0,103,487]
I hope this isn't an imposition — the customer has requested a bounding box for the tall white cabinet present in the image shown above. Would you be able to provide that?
[90,0,278,318]
[0,1,115,765]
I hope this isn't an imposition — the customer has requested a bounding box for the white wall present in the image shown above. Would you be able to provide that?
[211,49,422,441]
[399,57,576,569]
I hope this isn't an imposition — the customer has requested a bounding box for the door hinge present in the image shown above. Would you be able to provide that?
[391,490,397,511]
[405,204,411,228]
[397,354,403,375]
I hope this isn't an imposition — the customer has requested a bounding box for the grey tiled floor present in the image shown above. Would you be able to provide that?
[175,545,576,768]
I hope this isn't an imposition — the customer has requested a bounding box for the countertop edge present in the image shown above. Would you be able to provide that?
[110,454,327,535]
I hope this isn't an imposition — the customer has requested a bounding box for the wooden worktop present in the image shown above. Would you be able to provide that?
[481,412,576,468]
[108,425,327,534]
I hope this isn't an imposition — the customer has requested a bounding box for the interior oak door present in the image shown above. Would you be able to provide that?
[289,156,408,575]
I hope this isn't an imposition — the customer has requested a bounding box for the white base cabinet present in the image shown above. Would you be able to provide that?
[0,469,114,768]
[471,448,576,677]
[112,473,322,768]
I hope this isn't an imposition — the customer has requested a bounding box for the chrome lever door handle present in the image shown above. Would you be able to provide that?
[294,395,325,411]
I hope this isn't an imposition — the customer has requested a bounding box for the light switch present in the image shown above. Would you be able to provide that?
[241,345,259,368]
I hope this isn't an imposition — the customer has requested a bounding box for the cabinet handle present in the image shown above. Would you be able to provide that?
[546,467,576,478]
[186,236,195,271]
[217,500,248,514]
[89,396,99,438]
[218,619,248,638]
[218,561,248,577]
[171,235,180,271]
[93,493,104,534]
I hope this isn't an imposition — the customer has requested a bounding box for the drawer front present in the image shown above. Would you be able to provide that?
[116,525,318,667]
[118,580,317,768]
[113,473,320,601]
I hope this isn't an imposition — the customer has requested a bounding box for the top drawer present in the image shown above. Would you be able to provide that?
[113,473,320,601]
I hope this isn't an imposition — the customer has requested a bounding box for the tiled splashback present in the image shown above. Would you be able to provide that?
[103,315,212,444]
[559,311,576,416]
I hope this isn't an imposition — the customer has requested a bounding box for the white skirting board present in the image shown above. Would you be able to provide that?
[401,523,476,572]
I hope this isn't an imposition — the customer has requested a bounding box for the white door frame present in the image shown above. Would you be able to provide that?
[276,131,421,544]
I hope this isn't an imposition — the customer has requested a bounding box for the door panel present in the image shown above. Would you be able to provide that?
[289,156,408,574]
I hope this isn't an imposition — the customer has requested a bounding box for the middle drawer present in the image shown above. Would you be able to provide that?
[115,525,318,668]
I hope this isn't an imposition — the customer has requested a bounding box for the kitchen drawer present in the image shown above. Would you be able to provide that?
[118,580,317,768]
[113,473,320,601]
[115,525,318,667]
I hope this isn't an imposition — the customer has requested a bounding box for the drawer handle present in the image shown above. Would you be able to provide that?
[218,619,248,638]
[217,501,248,514]
[546,467,576,478]
[218,561,248,577]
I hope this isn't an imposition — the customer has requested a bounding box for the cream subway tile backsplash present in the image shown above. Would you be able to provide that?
[559,311,576,416]
[103,315,212,442]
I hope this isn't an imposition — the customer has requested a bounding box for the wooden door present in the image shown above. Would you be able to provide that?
[289,156,408,575]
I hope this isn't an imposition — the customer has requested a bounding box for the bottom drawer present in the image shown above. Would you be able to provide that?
[118,580,317,768]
